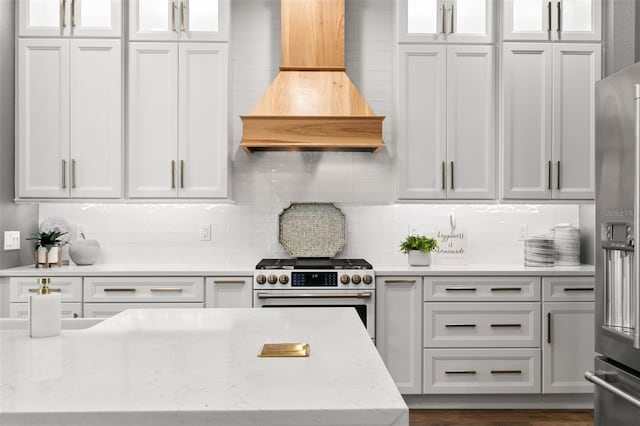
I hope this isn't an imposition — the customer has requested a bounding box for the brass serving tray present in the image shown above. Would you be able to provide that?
[258,343,310,358]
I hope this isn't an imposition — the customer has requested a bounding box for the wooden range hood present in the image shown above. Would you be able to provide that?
[240,0,385,154]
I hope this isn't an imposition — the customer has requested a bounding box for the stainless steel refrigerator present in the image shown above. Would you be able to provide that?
[589,61,640,424]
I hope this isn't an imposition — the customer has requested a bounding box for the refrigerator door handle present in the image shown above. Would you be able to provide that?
[585,371,640,409]
[634,84,640,349]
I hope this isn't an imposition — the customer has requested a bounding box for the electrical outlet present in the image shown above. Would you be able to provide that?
[200,224,211,241]
[3,231,20,251]
[409,224,418,236]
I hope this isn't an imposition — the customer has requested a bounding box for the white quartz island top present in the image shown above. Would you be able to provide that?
[0,308,408,426]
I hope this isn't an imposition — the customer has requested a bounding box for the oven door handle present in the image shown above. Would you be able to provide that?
[585,371,640,409]
[256,292,372,299]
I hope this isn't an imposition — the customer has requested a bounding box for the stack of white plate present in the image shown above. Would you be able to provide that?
[553,224,580,266]
[524,235,555,267]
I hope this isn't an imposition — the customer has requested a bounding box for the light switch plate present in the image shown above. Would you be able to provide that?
[200,224,211,241]
[4,231,20,251]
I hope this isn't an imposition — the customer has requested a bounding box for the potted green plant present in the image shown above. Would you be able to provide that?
[27,231,68,267]
[400,235,438,266]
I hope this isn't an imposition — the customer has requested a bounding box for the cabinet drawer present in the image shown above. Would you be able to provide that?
[83,302,204,319]
[10,277,82,302]
[424,302,540,347]
[205,277,252,308]
[84,277,204,302]
[424,277,540,301]
[543,277,595,301]
[10,302,82,319]
[424,348,541,394]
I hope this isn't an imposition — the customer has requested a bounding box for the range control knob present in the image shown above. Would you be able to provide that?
[340,274,351,285]
[256,274,267,285]
[279,274,289,284]
[351,274,361,284]
[267,274,278,285]
[362,274,373,285]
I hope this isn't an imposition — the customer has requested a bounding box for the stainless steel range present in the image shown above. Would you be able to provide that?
[253,258,376,340]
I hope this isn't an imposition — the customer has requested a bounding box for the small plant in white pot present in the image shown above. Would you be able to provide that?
[400,235,438,266]
[27,231,68,267]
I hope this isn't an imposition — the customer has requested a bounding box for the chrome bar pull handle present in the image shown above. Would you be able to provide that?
[442,161,446,191]
[548,160,552,190]
[171,0,177,32]
[171,160,176,189]
[71,0,76,27]
[491,323,522,328]
[445,287,477,292]
[445,324,476,328]
[61,159,67,189]
[180,1,186,32]
[150,288,183,292]
[180,160,184,188]
[441,3,446,34]
[71,159,76,189]
[557,2,562,33]
[547,2,552,32]
[491,370,522,375]
[491,287,522,292]
[634,84,640,349]
[103,288,136,293]
[556,161,561,189]
[385,279,416,284]
[449,4,454,34]
[214,280,246,285]
[445,370,476,375]
[450,161,454,190]
[61,0,67,28]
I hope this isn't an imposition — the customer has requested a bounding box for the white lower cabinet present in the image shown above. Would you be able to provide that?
[205,277,252,308]
[542,301,595,393]
[424,348,541,394]
[376,277,423,394]
[84,302,203,319]
[10,302,82,319]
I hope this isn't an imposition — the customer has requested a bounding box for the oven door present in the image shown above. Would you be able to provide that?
[254,289,375,340]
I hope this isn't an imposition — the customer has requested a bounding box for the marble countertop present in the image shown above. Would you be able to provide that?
[0,308,408,426]
[0,263,594,277]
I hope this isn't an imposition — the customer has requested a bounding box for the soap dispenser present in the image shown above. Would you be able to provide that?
[29,277,61,338]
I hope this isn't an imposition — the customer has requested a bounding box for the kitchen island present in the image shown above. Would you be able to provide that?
[0,308,408,426]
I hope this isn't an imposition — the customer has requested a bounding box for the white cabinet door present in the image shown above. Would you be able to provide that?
[504,0,601,41]
[129,0,178,41]
[179,0,229,42]
[18,0,67,36]
[128,43,178,198]
[130,0,228,41]
[557,0,601,41]
[446,45,495,199]
[502,43,553,199]
[376,277,423,394]
[552,44,600,200]
[503,0,552,41]
[178,44,228,198]
[446,0,494,43]
[398,0,446,42]
[399,0,492,43]
[205,278,252,308]
[398,45,447,199]
[70,39,122,198]
[70,0,122,37]
[543,302,594,393]
[17,39,70,198]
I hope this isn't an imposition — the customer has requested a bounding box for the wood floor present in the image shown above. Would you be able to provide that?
[409,410,593,426]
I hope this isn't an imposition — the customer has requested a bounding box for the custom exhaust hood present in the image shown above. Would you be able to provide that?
[240,0,385,154]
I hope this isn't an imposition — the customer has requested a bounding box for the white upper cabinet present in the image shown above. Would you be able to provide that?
[129,0,229,42]
[17,39,70,198]
[503,0,601,41]
[19,0,122,37]
[398,45,495,200]
[17,39,122,199]
[128,43,179,198]
[69,39,122,198]
[128,43,228,199]
[502,43,600,200]
[178,44,228,198]
[399,0,493,43]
